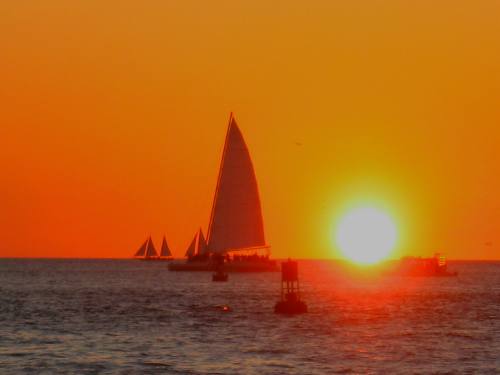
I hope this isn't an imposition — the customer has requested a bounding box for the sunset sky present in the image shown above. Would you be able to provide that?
[1,1,499,260]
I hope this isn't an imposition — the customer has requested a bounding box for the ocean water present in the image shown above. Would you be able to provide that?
[0,259,498,374]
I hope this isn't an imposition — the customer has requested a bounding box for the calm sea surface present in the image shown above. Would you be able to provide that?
[0,259,498,374]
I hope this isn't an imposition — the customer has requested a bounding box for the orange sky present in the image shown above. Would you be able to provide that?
[1,1,499,259]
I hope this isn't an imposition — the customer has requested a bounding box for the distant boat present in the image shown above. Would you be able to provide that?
[177,228,213,265]
[183,228,209,258]
[184,232,198,258]
[159,235,174,261]
[169,113,278,272]
[134,236,172,261]
[393,253,458,277]
[134,236,158,260]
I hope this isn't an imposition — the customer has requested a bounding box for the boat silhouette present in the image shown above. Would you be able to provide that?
[394,253,458,277]
[133,235,173,261]
[169,113,277,272]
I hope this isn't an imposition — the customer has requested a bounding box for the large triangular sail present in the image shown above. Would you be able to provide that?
[207,114,266,253]
[160,236,172,257]
[134,239,148,257]
[145,237,158,258]
[184,232,198,257]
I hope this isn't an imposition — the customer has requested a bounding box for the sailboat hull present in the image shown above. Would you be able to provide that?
[135,257,173,261]
[168,260,278,272]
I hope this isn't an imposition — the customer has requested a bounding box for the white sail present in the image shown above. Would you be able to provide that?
[134,238,148,257]
[184,232,198,257]
[198,229,208,255]
[160,236,172,257]
[207,114,266,253]
[145,237,158,258]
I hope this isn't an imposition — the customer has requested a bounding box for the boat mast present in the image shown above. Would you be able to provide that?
[206,112,234,245]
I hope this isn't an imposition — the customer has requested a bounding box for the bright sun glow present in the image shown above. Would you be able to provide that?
[335,207,397,265]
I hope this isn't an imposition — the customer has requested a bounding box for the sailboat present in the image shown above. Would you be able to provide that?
[184,232,198,258]
[169,113,278,272]
[159,235,174,261]
[134,236,159,260]
[179,229,210,266]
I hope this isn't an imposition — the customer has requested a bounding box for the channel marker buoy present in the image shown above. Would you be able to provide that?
[274,259,307,314]
[212,254,228,282]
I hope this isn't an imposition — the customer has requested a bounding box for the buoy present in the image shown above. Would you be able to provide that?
[215,304,232,312]
[274,259,307,314]
[212,254,228,282]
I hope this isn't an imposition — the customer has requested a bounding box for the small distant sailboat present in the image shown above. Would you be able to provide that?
[198,229,209,255]
[134,235,172,261]
[169,113,278,272]
[159,236,174,261]
[134,236,158,260]
[183,229,210,262]
[184,232,198,258]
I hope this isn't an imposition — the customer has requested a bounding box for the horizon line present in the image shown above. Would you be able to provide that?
[0,256,499,262]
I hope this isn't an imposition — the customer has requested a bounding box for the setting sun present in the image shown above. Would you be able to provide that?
[335,207,397,265]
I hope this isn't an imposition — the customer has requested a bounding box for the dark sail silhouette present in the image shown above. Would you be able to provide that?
[144,237,158,258]
[160,236,172,258]
[198,229,209,255]
[207,114,267,254]
[134,239,148,257]
[134,236,170,260]
[184,232,198,258]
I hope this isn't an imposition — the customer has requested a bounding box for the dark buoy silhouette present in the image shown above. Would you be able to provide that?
[212,254,228,282]
[274,259,307,314]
